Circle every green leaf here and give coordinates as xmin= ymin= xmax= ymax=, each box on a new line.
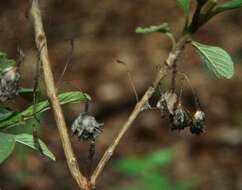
xmin=135 ymin=23 xmax=170 ymax=34
xmin=15 ymin=133 xmax=55 ymax=161
xmin=192 ymin=41 xmax=234 ymax=79
xmin=0 ymin=52 xmax=16 ymax=77
xmin=0 ymin=91 xmax=91 ymax=128
xmin=215 ymin=0 xmax=242 ymax=13
xmin=143 ymin=174 xmax=173 ymax=190
xmin=0 ymin=132 xmax=16 ymax=163
xmin=176 ymin=0 xmax=190 ymax=15
xmin=114 ymin=157 xmax=146 ymax=176
xmin=143 ymin=148 xmax=174 ymax=168
xmin=0 ymin=107 xmax=15 ymax=121
xmin=19 ymin=88 xmax=39 ymax=101
xmin=114 ymin=149 xmax=175 ymax=176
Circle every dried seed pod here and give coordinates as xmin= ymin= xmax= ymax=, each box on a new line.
xmin=0 ymin=66 xmax=20 ymax=102
xmin=156 ymin=92 xmax=177 ymax=114
xmin=190 ymin=110 xmax=205 ymax=135
xmin=71 ymin=113 xmax=103 ymax=142
xmin=170 ymin=106 xmax=191 ymax=130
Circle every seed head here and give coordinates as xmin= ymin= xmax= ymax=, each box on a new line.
xmin=0 ymin=66 xmax=20 ymax=102
xmin=170 ymin=106 xmax=190 ymax=130
xmin=71 ymin=113 xmax=103 ymax=142
xmin=190 ymin=110 xmax=205 ymax=135
xmin=156 ymin=92 xmax=177 ymax=114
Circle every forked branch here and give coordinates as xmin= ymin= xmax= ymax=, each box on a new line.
xmin=90 ymin=34 xmax=190 ymax=187
xmin=30 ymin=0 xmax=190 ymax=189
xmin=30 ymin=0 xmax=88 ymax=189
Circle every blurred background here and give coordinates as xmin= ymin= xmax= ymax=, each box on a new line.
xmin=0 ymin=0 xmax=242 ymax=190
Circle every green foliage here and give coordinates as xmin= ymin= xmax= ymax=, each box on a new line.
xmin=19 ymin=88 xmax=40 ymax=101
xmin=142 ymin=174 xmax=191 ymax=190
xmin=135 ymin=23 xmax=176 ymax=48
xmin=0 ymin=107 xmax=15 ymax=121
xmin=0 ymin=132 xmax=16 ymax=164
xmin=176 ymin=0 xmax=190 ymax=15
xmin=0 ymin=91 xmax=90 ymax=128
xmin=0 ymin=50 xmax=90 ymax=163
xmin=114 ymin=149 xmax=174 ymax=176
xmin=135 ymin=23 xmax=171 ymax=34
xmin=114 ymin=149 xmax=172 ymax=174
xmin=15 ymin=133 xmax=55 ymax=161
xmin=113 ymin=149 xmax=192 ymax=190
xmin=0 ymin=132 xmax=55 ymax=163
xmin=215 ymin=0 xmax=242 ymax=13
xmin=114 ymin=157 xmax=146 ymax=176
xmin=143 ymin=148 xmax=174 ymax=166
xmin=0 ymin=52 xmax=16 ymax=77
xmin=192 ymin=41 xmax=234 ymax=79
xmin=0 ymin=90 xmax=89 ymax=163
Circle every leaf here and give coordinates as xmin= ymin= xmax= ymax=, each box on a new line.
xmin=15 ymin=133 xmax=55 ymax=161
xmin=215 ymin=0 xmax=242 ymax=13
xmin=0 ymin=132 xmax=16 ymax=163
xmin=19 ymin=88 xmax=39 ymax=101
xmin=0 ymin=91 xmax=91 ymax=128
xmin=192 ymin=41 xmax=234 ymax=79
xmin=143 ymin=174 xmax=173 ymax=190
xmin=135 ymin=23 xmax=170 ymax=34
xmin=176 ymin=0 xmax=190 ymax=15
xmin=0 ymin=52 xmax=16 ymax=77
xmin=143 ymin=148 xmax=174 ymax=168
xmin=114 ymin=149 xmax=175 ymax=176
xmin=0 ymin=132 xmax=55 ymax=163
xmin=114 ymin=157 xmax=146 ymax=176
xmin=0 ymin=107 xmax=15 ymax=121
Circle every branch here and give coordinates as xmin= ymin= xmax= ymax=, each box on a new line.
xmin=91 ymin=34 xmax=190 ymax=187
xmin=30 ymin=1 xmax=88 ymax=189
xmin=30 ymin=1 xmax=190 ymax=189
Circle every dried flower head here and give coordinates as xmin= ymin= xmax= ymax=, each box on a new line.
xmin=156 ymin=91 xmax=177 ymax=114
xmin=170 ymin=106 xmax=191 ymax=130
xmin=190 ymin=110 xmax=205 ymax=135
xmin=0 ymin=66 xmax=20 ymax=102
xmin=71 ymin=113 xmax=103 ymax=142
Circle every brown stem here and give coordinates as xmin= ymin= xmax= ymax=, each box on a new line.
xmin=30 ymin=0 xmax=88 ymax=189
xmin=90 ymin=34 xmax=190 ymax=187
xmin=30 ymin=1 xmax=190 ymax=189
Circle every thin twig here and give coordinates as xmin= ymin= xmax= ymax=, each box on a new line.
xmin=16 ymin=44 xmax=25 ymax=68
xmin=90 ymin=34 xmax=190 ymax=187
xmin=56 ymin=39 xmax=74 ymax=89
xmin=30 ymin=1 xmax=88 ymax=189
xmin=32 ymin=44 xmax=43 ymax=155
xmin=178 ymin=72 xmax=202 ymax=109
xmin=116 ymin=59 xmax=139 ymax=102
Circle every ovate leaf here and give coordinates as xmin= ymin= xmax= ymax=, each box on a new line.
xmin=192 ymin=41 xmax=234 ymax=79
xmin=215 ymin=0 xmax=242 ymax=13
xmin=135 ymin=23 xmax=170 ymax=34
xmin=15 ymin=133 xmax=55 ymax=161
xmin=0 ymin=132 xmax=15 ymax=163
xmin=176 ymin=0 xmax=190 ymax=15
xmin=0 ymin=91 xmax=91 ymax=128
